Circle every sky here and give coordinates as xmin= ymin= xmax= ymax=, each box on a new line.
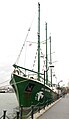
xmin=0 ymin=0 xmax=69 ymax=87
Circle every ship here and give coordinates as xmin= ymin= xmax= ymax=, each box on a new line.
xmin=10 ymin=3 xmax=57 ymax=108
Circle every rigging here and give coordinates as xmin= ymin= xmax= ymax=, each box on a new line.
xmin=15 ymin=12 xmax=36 ymax=65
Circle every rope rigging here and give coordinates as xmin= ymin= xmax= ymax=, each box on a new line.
xmin=32 ymin=49 xmax=38 ymax=70
xmin=15 ymin=28 xmax=31 ymax=65
xmin=15 ymin=12 xmax=36 ymax=65
xmin=32 ymin=47 xmax=48 ymax=72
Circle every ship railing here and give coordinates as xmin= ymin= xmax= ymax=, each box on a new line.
xmin=13 ymin=64 xmax=44 ymax=82
xmin=13 ymin=64 xmax=43 ymax=75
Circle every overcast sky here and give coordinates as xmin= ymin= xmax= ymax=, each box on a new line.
xmin=0 ymin=0 xmax=69 ymax=86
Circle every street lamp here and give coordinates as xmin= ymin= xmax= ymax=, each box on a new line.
xmin=53 ymin=74 xmax=57 ymax=88
xmin=58 ymin=80 xmax=63 ymax=85
xmin=44 ymin=65 xmax=54 ymax=86
xmin=43 ymin=65 xmax=54 ymax=107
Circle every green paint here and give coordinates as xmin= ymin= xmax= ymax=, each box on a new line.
xmin=10 ymin=74 xmax=56 ymax=107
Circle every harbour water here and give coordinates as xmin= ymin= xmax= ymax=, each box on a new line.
xmin=0 ymin=93 xmax=19 ymax=118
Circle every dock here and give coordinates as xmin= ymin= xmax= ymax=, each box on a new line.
xmin=37 ymin=94 xmax=69 ymax=119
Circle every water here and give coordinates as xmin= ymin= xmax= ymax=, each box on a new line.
xmin=0 ymin=93 xmax=19 ymax=118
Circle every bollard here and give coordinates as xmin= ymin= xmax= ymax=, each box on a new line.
xmin=3 ymin=110 xmax=6 ymax=119
xmin=44 ymin=104 xmax=45 ymax=109
xmin=43 ymin=101 xmax=46 ymax=109
xmin=20 ymin=106 xmax=23 ymax=119
xmin=31 ymin=105 xmax=34 ymax=119
xmin=38 ymin=105 xmax=40 ymax=113
xmin=16 ymin=111 xmax=19 ymax=119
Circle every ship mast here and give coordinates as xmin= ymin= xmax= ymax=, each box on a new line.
xmin=50 ymin=35 xmax=52 ymax=87
xmin=38 ymin=3 xmax=40 ymax=81
xmin=46 ymin=22 xmax=48 ymax=85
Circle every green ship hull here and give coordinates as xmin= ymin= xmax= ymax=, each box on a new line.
xmin=10 ymin=73 xmax=57 ymax=107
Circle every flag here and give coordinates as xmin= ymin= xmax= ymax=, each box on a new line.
xmin=29 ymin=43 xmax=32 ymax=46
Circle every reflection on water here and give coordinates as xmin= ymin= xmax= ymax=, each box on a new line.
xmin=0 ymin=93 xmax=19 ymax=118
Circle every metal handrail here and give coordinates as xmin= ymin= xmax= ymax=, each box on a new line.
xmin=13 ymin=64 xmax=44 ymax=76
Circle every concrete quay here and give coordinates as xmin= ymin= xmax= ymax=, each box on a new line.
xmin=36 ymin=94 xmax=69 ymax=119
xmin=33 ymin=98 xmax=61 ymax=119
